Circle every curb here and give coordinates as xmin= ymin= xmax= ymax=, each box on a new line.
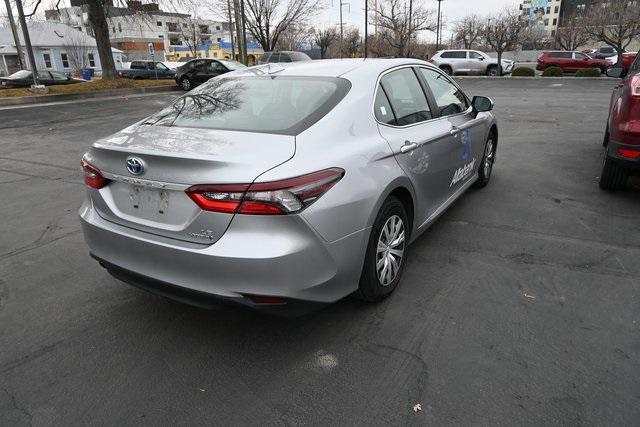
xmin=0 ymin=85 xmax=180 ymax=107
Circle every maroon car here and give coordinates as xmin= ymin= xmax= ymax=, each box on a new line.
xmin=536 ymin=51 xmax=610 ymax=74
xmin=601 ymin=52 xmax=640 ymax=190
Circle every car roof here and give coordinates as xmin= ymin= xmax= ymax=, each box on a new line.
xmin=229 ymin=58 xmax=434 ymax=79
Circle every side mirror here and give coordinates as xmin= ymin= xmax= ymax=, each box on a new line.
xmin=472 ymin=95 xmax=494 ymax=113
xmin=478 ymin=57 xmax=484 ymax=61
xmin=606 ymin=66 xmax=626 ymax=79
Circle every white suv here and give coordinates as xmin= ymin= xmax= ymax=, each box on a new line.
xmin=429 ymin=50 xmax=514 ymax=76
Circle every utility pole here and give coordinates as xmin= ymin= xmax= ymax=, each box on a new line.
xmin=14 ymin=0 xmax=38 ymax=86
xmin=364 ymin=0 xmax=368 ymax=58
xmin=232 ymin=0 xmax=244 ymax=62
xmin=435 ymin=0 xmax=444 ymax=51
xmin=4 ymin=0 xmax=26 ymax=69
xmin=226 ymin=0 xmax=235 ymax=60
xmin=240 ymin=0 xmax=248 ymax=65
xmin=336 ymin=0 xmax=350 ymax=58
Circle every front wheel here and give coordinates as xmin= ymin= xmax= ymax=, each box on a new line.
xmin=356 ymin=197 xmax=409 ymax=302
xmin=473 ymin=134 xmax=496 ymax=188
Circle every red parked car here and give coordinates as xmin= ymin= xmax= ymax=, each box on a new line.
xmin=601 ymin=52 xmax=640 ymax=190
xmin=622 ymin=52 xmax=638 ymax=72
xmin=536 ymin=51 xmax=610 ymax=74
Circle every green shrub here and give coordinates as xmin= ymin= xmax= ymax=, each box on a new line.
xmin=542 ymin=66 xmax=564 ymax=77
xmin=512 ymin=67 xmax=535 ymax=77
xmin=575 ymin=67 xmax=602 ymax=77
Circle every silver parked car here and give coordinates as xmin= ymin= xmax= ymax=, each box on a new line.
xmin=430 ymin=49 xmax=514 ymax=76
xmin=80 ymin=59 xmax=498 ymax=311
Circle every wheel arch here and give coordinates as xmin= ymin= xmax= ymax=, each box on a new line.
xmin=367 ymin=177 xmax=417 ymax=239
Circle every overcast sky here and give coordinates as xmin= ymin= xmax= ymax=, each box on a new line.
xmin=1 ymin=0 xmax=520 ymax=43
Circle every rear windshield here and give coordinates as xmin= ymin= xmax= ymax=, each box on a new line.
xmin=145 ymin=76 xmax=351 ymax=135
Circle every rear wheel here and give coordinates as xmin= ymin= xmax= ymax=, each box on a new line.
xmin=356 ymin=197 xmax=408 ymax=302
xmin=440 ymin=65 xmax=452 ymax=76
xmin=179 ymin=76 xmax=193 ymax=91
xmin=473 ymin=133 xmax=496 ymax=188
xmin=133 ymin=75 xmax=144 ymax=80
xmin=599 ymin=151 xmax=629 ymax=190
xmin=486 ymin=65 xmax=498 ymax=76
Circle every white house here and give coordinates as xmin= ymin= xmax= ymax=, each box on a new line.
xmin=0 ymin=21 xmax=124 ymax=77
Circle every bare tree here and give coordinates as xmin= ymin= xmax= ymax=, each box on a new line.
xmin=63 ymin=31 xmax=90 ymax=76
xmin=340 ymin=26 xmax=361 ymax=58
xmin=242 ymin=0 xmax=322 ymax=52
xmin=584 ymin=1 xmax=640 ymax=64
xmin=483 ymin=8 xmax=528 ymax=75
xmin=86 ymin=0 xmax=116 ymax=80
xmin=314 ymin=26 xmax=338 ymax=59
xmin=371 ymin=0 xmax=435 ymax=58
xmin=452 ymin=14 xmax=484 ymax=49
xmin=554 ymin=13 xmax=590 ymax=51
xmin=275 ymin=24 xmax=314 ymax=51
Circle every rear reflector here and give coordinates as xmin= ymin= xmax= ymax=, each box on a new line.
xmin=618 ymin=148 xmax=640 ymax=159
xmin=243 ymin=294 xmax=288 ymax=305
xmin=186 ymin=168 xmax=344 ymax=215
xmin=81 ymin=159 xmax=108 ymax=189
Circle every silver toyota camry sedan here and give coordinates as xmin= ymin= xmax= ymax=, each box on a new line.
xmin=80 ymin=58 xmax=498 ymax=312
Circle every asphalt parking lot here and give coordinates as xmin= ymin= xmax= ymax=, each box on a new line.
xmin=1 ymin=78 xmax=639 ymax=425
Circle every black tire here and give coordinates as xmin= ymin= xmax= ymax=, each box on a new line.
xmin=132 ymin=75 xmax=144 ymax=80
xmin=599 ymin=152 xmax=628 ymax=190
xmin=598 ymin=66 xmax=606 ymax=75
xmin=486 ymin=65 xmax=498 ymax=76
xmin=440 ymin=65 xmax=453 ymax=76
xmin=356 ymin=196 xmax=409 ymax=302
xmin=473 ymin=132 xmax=497 ymax=188
xmin=179 ymin=76 xmax=193 ymax=91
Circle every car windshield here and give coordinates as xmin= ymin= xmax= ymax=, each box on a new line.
xmin=144 ymin=76 xmax=350 ymax=135
xmin=8 ymin=70 xmax=31 ymax=79
xmin=219 ymin=60 xmax=246 ymax=70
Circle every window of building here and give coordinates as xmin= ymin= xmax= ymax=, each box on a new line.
xmin=118 ymin=23 xmax=122 ymax=32
xmin=112 ymin=26 xmax=116 ymax=33
xmin=61 ymin=53 xmax=69 ymax=68
xmin=546 ymin=6 xmax=550 ymax=13
xmin=159 ymin=34 xmax=164 ymax=38
xmin=157 ymin=21 xmax=162 ymax=26
xmin=553 ymin=18 xmax=557 ymax=25
xmin=551 ymin=30 xmax=556 ymax=36
xmin=544 ymin=18 xmax=549 ymax=26
xmin=43 ymin=53 xmax=52 ymax=68
xmin=88 ymin=52 xmax=95 ymax=67
xmin=554 ymin=6 xmax=559 ymax=13
xmin=216 ymin=25 xmax=221 ymax=30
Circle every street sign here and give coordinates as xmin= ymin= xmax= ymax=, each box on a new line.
xmin=148 ymin=42 xmax=158 ymax=80
xmin=147 ymin=42 xmax=155 ymax=56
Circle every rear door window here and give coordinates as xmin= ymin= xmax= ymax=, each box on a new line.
xmin=374 ymin=86 xmax=396 ymax=125
xmin=269 ymin=53 xmax=281 ymax=63
xmin=549 ymin=52 xmax=572 ymax=59
xmin=379 ymin=68 xmax=431 ymax=126
xmin=279 ymin=54 xmax=292 ymax=63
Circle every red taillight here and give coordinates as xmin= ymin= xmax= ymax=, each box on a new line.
xmin=618 ymin=148 xmax=640 ymax=159
xmin=185 ymin=168 xmax=344 ymax=215
xmin=81 ymin=159 xmax=108 ymax=189
xmin=631 ymin=75 xmax=640 ymax=97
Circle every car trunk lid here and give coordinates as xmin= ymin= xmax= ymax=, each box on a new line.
xmin=86 ymin=124 xmax=295 ymax=244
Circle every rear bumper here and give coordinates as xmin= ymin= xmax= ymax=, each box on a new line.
xmin=606 ymin=140 xmax=640 ymax=172
xmin=80 ymin=198 xmax=370 ymax=307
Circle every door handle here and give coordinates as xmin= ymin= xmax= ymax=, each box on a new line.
xmin=450 ymin=126 xmax=460 ymax=136
xmin=400 ymin=141 xmax=418 ymax=153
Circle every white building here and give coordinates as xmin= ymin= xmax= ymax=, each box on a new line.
xmin=0 ymin=21 xmax=124 ymax=77
xmin=45 ymin=1 xmax=231 ymax=61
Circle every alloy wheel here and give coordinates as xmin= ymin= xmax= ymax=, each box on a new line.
xmin=484 ymin=139 xmax=495 ymax=177
xmin=376 ymin=215 xmax=405 ymax=286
